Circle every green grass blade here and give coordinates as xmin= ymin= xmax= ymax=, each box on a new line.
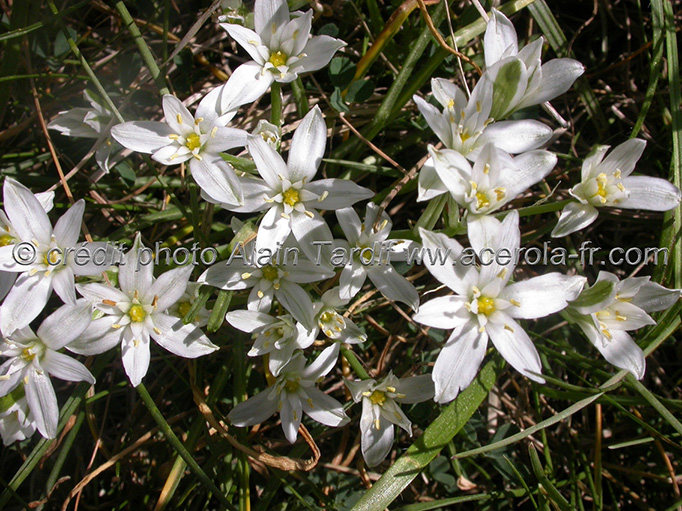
xmin=625 ymin=374 xmax=682 ymax=437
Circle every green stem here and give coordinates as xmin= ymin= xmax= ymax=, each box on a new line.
xmin=340 ymin=346 xmax=370 ymax=380
xmin=114 ymin=1 xmax=170 ymax=96
xmin=136 ymin=383 xmax=236 ymax=511
xmin=290 ymin=78 xmax=309 ymax=117
xmin=270 ymin=81 xmax=282 ymax=127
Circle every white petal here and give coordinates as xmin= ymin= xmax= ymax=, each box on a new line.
xmin=0 ymin=272 xmax=53 ymax=335
xmin=254 ymin=0 xmax=290 ymax=44
xmin=162 ymin=95 xmax=195 ymax=135
xmin=151 ymin=313 xmax=218 ymax=358
xmin=551 ymin=201 xmax=599 ymax=237
xmin=276 ymin=280 xmax=315 ymax=330
xmin=303 ymin=387 xmax=349 ymax=427
xmin=619 ymin=176 xmax=682 ymax=211
xmin=119 ymin=234 xmax=153 ymax=297
xmin=484 ymin=8 xmax=518 ymax=68
xmin=51 ymin=267 xmax=76 ymax=305
xmin=631 ymin=282 xmax=681 ymax=313
xmin=433 ymin=326 xmax=487 ymax=403
xmin=592 ymin=330 xmax=645 ymax=379
xmin=336 ymin=207 xmax=362 ymax=246
xmin=41 ymin=350 xmax=94 ymax=384
xmin=146 ymin=265 xmax=192 ymax=311
xmin=66 ymin=316 xmax=123 ymax=355
xmin=121 ymin=330 xmax=151 ymax=387
xmin=417 ymin=228 xmax=471 ymax=295
xmin=296 ymin=35 xmax=346 ymax=74
xmin=53 ymin=199 xmax=84 ymax=247
xmin=256 ymin=206 xmax=292 ymax=256
xmin=468 ymin=212 xmax=518 ymax=292
xmin=248 ymin=135 xmax=289 ymax=188
xmin=413 ymin=295 xmax=469 ymax=329
xmin=487 ymin=316 xmax=545 ymax=383
xmin=366 ymin=265 xmax=419 ymax=311
xmin=360 ymin=401 xmax=394 ymax=467
xmin=394 ymin=374 xmax=435 ymax=404
xmin=417 ymin=157 xmax=449 ymax=201
xmin=3 ymin=177 xmax=52 ymax=244
xmin=517 ymin=58 xmax=585 ymax=108
xmin=228 ymin=387 xmax=278 ymax=426
xmin=502 ymin=274 xmax=586 ymax=319
xmin=226 ymin=309 xmax=275 ymax=332
xmin=280 ymin=392 xmax=302 ymax=443
xmin=288 ymin=106 xmax=326 ymax=183
xmin=25 ymin=368 xmax=59 ymax=439
xmin=220 ymin=62 xmax=274 ymax=114
xmin=110 ymin=121 xmax=174 ymax=153
xmin=37 ymin=299 xmax=93 ymax=350
xmin=221 ymin=23 xmax=267 ymax=64
xmin=339 ymin=259 xmax=367 ymax=299
xmin=413 ymin=95 xmax=452 ymax=147
xmin=431 ymin=77 xmax=467 ymax=109
xmin=477 ymin=120 xmax=553 ymax=156
xmin=305 ymin=179 xmax=374 ymax=210
xmin=301 ymin=343 xmax=339 ymax=381
xmin=203 ymin=127 xmax=249 ymax=154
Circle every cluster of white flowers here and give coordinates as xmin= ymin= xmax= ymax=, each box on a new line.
xmin=2 ymin=1 xmax=680 ymax=472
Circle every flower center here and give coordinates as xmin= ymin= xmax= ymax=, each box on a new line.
xmin=585 ymin=170 xmax=628 ymax=206
xmin=261 ymin=265 xmax=279 ymax=281
xmin=177 ymin=301 xmax=192 ymax=318
xmin=269 ymin=51 xmax=288 ymax=67
xmin=477 ymin=296 xmax=495 ymax=316
xmin=0 ymin=234 xmax=14 ymax=247
xmin=284 ymin=379 xmax=300 ymax=393
xmin=369 ymin=390 xmax=386 ymax=405
xmin=128 ymin=304 xmax=147 ymax=323
xmin=21 ymin=347 xmax=36 ymax=362
xmin=186 ymin=133 xmax=202 ymax=151
xmin=283 ymin=188 xmax=300 ymax=207
xmin=475 ymin=191 xmax=490 ymax=209
xmin=42 ymin=249 xmax=62 ymax=266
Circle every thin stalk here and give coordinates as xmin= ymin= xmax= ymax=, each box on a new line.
xmin=270 ymin=82 xmax=282 ymax=127
xmin=136 ymin=383 xmax=236 ymax=511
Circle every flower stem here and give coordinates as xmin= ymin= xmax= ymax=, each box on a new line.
xmin=270 ymin=82 xmax=282 ymax=128
xmin=340 ymin=347 xmax=370 ymax=380
xmin=291 ymin=78 xmax=309 ymax=117
xmin=136 ymin=383 xmax=236 ymax=511
xmin=114 ymin=1 xmax=170 ymax=96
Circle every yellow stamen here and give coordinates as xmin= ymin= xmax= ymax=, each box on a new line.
xmin=477 ymin=296 xmax=495 ymax=316
xmin=269 ymin=51 xmax=288 ymax=67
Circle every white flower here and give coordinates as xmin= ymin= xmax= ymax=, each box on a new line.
xmin=552 ymin=139 xmax=682 ymax=237
xmin=0 ymin=393 xmax=36 ymax=445
xmin=198 ymin=238 xmax=333 ymax=330
xmin=0 ymin=300 xmax=95 ymax=439
xmin=413 ymin=211 xmax=586 ymax=403
xmin=564 ymin=272 xmax=680 ymax=379
xmin=414 ymin=77 xmax=552 ymax=158
xmin=228 ymin=345 xmax=349 ymax=443
xmin=70 ymin=235 xmax=218 ymax=387
xmin=225 ymin=310 xmax=315 ymax=376
xmin=0 ymin=178 xmax=114 ymax=335
xmin=312 ymin=288 xmax=366 ymax=344
xmin=227 ymin=106 xmax=374 ymax=261
xmin=483 ymin=8 xmax=585 ymax=119
xmin=252 ymin=119 xmax=281 ymax=150
xmin=426 ymin=143 xmax=556 ymax=217
xmin=345 ymin=372 xmax=434 ymax=467
xmin=111 ymin=93 xmax=248 ymax=207
xmin=219 ymin=0 xmax=346 ymax=104
xmin=48 ymin=90 xmax=120 ymax=173
xmin=336 ymin=203 xmax=420 ymax=311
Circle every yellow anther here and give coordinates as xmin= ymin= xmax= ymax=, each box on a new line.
xmin=614 ymin=169 xmax=621 ymax=179
xmin=307 ymin=398 xmax=314 ymax=408
xmin=133 ymin=339 xmax=140 ymax=347
xmin=475 ymin=191 xmax=490 ymax=209
xmin=497 ymin=268 xmax=507 ymax=280
xmin=510 ymin=299 xmax=521 ymax=307
xmin=494 ymin=188 xmax=506 ymax=201
xmin=102 ymin=299 xmax=117 ymax=306
xmin=176 ymin=113 xmax=183 ymax=124
xmin=153 ymin=327 xmax=162 ymax=335
xmin=257 ymin=290 xmax=264 ymax=298
xmin=386 ymin=386 xmax=397 ymax=393
xmin=241 ymin=272 xmax=252 ymax=279
xmin=185 ymin=133 xmax=200 ymax=150
xmin=483 ymin=163 xmax=490 ymax=174
xmin=195 ymin=117 xmax=204 ymax=125
xmin=0 ymin=235 xmax=12 ymax=247
xmin=504 ymin=324 xmax=515 ymax=332
xmin=210 ymin=127 xmax=218 ymax=138
xmin=374 ymin=418 xmax=381 ymax=430
xmin=21 ymin=348 xmax=35 ymax=362
xmin=447 ymin=99 xmax=455 ymax=109
xmin=616 ymin=314 xmax=627 ymax=321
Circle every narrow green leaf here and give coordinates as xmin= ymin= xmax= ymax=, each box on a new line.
xmin=528 ymin=445 xmax=571 ymax=511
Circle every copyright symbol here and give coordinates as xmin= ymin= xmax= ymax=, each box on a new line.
xmin=12 ymin=242 xmax=37 ymax=265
